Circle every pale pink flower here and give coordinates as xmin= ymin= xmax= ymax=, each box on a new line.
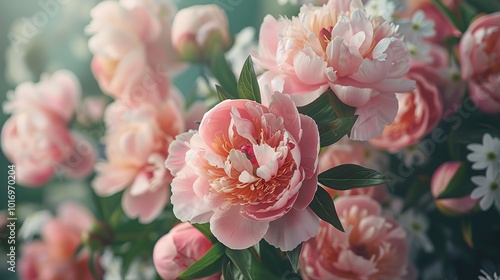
xmin=19 ymin=203 xmax=101 ymax=280
xmin=370 ymin=62 xmax=443 ymax=152
xmin=319 ymin=137 xmax=388 ymax=202
xmin=254 ymin=0 xmax=415 ymax=140
xmin=459 ymin=12 xmax=500 ymax=114
xmin=86 ymin=0 xmax=180 ymax=104
xmin=431 ymin=161 xmax=478 ymax=215
xmin=171 ymin=4 xmax=231 ymax=61
xmin=3 ymin=70 xmax=81 ymax=123
xmin=300 ymin=195 xmax=410 ymax=280
xmin=92 ymin=98 xmax=184 ymax=223
xmin=165 ymin=92 xmax=320 ymax=251
xmin=153 ymin=222 xmax=220 ymax=280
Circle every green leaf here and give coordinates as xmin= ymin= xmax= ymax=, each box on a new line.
xmin=432 ymin=0 xmax=464 ymax=32
xmin=225 ymin=248 xmax=281 ymax=280
xmin=309 ymin=187 xmax=344 ymax=232
xmin=437 ymin=162 xmax=475 ymax=199
xmin=209 ymin=50 xmax=238 ymax=98
xmin=72 ymin=243 xmax=84 ymax=260
xmin=318 ymin=116 xmax=358 ymax=147
xmin=192 ymin=223 xmax=218 ymax=244
xmin=285 ymin=243 xmax=302 ymax=273
xmin=237 ymin=56 xmax=261 ymax=103
xmin=459 ymin=1 xmax=477 ymax=27
xmin=179 ymin=243 xmax=225 ymax=280
xmin=328 ymin=90 xmax=355 ymax=118
xmin=216 ymin=85 xmax=233 ymax=101
xmin=297 ymin=91 xmax=337 ymax=127
xmin=89 ymin=251 xmax=100 ymax=280
xmin=319 ymin=164 xmax=388 ymax=190
xmin=222 ymin=258 xmax=245 ymax=280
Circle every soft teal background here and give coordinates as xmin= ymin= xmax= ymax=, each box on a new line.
xmin=0 ymin=0 xmax=299 ymax=278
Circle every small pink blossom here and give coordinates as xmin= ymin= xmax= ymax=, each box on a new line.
xmin=86 ymin=0 xmax=180 ymax=104
xmin=300 ymin=195 xmax=411 ymax=280
xmin=19 ymin=203 xmax=101 ymax=280
xmin=92 ymin=98 xmax=184 ymax=223
xmin=370 ymin=63 xmax=443 ymax=152
xmin=153 ymin=222 xmax=220 ymax=280
xmin=431 ymin=161 xmax=478 ymax=215
xmin=319 ymin=137 xmax=388 ymax=202
xmin=254 ymin=0 xmax=415 ymax=140
xmin=459 ymin=12 xmax=500 ymax=114
xmin=165 ymin=92 xmax=320 ymax=251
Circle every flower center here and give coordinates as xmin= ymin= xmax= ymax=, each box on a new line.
xmin=239 ymin=143 xmax=257 ymax=165
xmin=411 ymin=222 xmax=421 ymax=232
xmin=487 ymin=152 xmax=497 ymax=161
xmin=319 ymin=27 xmax=333 ymax=50
xmin=490 ymin=182 xmax=498 ymax=191
xmin=351 ymin=244 xmax=369 ymax=258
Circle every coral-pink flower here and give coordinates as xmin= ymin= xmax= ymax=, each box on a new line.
xmin=165 ymin=92 xmax=320 ymax=251
xmin=19 ymin=203 xmax=101 ymax=280
xmin=431 ymin=161 xmax=478 ymax=215
xmin=319 ymin=137 xmax=388 ymax=202
xmin=86 ymin=0 xmax=180 ymax=104
xmin=300 ymin=195 xmax=410 ymax=280
xmin=370 ymin=63 xmax=443 ymax=152
xmin=254 ymin=0 xmax=415 ymax=140
xmin=153 ymin=222 xmax=220 ymax=280
xmin=459 ymin=12 xmax=500 ymax=114
xmin=92 ymin=98 xmax=184 ymax=223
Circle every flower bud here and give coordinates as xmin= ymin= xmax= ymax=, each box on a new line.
xmin=431 ymin=162 xmax=478 ymax=215
xmin=171 ymin=4 xmax=231 ymax=62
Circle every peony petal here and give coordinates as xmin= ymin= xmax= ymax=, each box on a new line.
xmin=264 ymin=207 xmax=320 ymax=251
xmin=170 ymin=170 xmax=213 ymax=223
xmin=166 ymin=131 xmax=196 ymax=176
xmin=122 ymin=185 xmax=169 ymax=223
xmin=210 ymin=207 xmax=269 ymax=249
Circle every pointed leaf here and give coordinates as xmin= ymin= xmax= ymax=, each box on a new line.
xmin=210 ymin=50 xmax=238 ymax=98
xmin=318 ymin=116 xmax=358 ymax=147
xmin=328 ymin=90 xmax=356 ymax=118
xmin=319 ymin=164 xmax=388 ymax=190
xmin=192 ymin=223 xmax=218 ymax=244
xmin=216 ymin=84 xmax=234 ymax=101
xmin=179 ymin=242 xmax=225 ymax=280
xmin=309 ymin=187 xmax=344 ymax=232
xmin=238 ymin=56 xmax=261 ymax=103
xmin=432 ymin=0 xmax=465 ymax=32
xmin=225 ymin=248 xmax=281 ymax=280
xmin=298 ymin=91 xmax=337 ymax=127
xmin=437 ymin=162 xmax=475 ymax=199
xmin=285 ymin=243 xmax=302 ymax=273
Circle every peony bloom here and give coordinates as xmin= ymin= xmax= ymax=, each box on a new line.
xmin=19 ymin=203 xmax=101 ymax=280
xmin=459 ymin=12 xmax=500 ymax=114
xmin=370 ymin=62 xmax=443 ymax=152
xmin=86 ymin=0 xmax=180 ymax=104
xmin=171 ymin=4 xmax=231 ymax=62
xmin=431 ymin=161 xmax=478 ymax=215
xmin=92 ymin=98 xmax=184 ymax=223
xmin=2 ymin=71 xmax=95 ymax=186
xmin=319 ymin=137 xmax=388 ymax=202
xmin=300 ymin=195 xmax=411 ymax=280
xmin=254 ymin=0 xmax=415 ymax=140
xmin=153 ymin=223 xmax=220 ymax=280
xmin=165 ymin=92 xmax=320 ymax=251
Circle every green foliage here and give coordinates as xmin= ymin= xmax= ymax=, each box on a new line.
xmin=309 ymin=186 xmax=344 ymax=232
xmin=178 ymin=243 xmax=226 ymax=279
xmin=238 ymin=56 xmax=261 ymax=103
xmin=319 ymin=164 xmax=389 ymax=190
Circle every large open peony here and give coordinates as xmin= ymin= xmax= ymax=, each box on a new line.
xmin=165 ymin=92 xmax=320 ymax=251
xmin=254 ymin=0 xmax=415 ymax=140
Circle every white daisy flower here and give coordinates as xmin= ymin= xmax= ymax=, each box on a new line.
xmin=467 ymin=133 xmax=500 ymax=175
xmin=365 ymin=0 xmax=396 ymax=21
xmin=410 ymin=10 xmax=436 ymax=38
xmin=479 ymin=269 xmax=500 ymax=280
xmin=471 ymin=169 xmax=500 ymax=211
xmin=398 ymin=210 xmax=434 ymax=253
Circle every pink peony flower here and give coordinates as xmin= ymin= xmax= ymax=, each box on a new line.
xmin=86 ymin=0 xmax=180 ymax=104
xmin=319 ymin=137 xmax=388 ymax=202
xmin=459 ymin=12 xmax=500 ymax=114
xmin=171 ymin=4 xmax=231 ymax=61
xmin=3 ymin=70 xmax=81 ymax=123
xmin=92 ymin=98 xmax=184 ymax=223
xmin=300 ymin=195 xmax=410 ymax=280
xmin=254 ymin=0 xmax=415 ymax=140
xmin=153 ymin=222 xmax=220 ymax=280
xmin=19 ymin=203 xmax=101 ymax=280
xmin=370 ymin=62 xmax=443 ymax=152
xmin=431 ymin=161 xmax=478 ymax=215
xmin=165 ymin=92 xmax=320 ymax=251
xmin=2 ymin=71 xmax=95 ymax=186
